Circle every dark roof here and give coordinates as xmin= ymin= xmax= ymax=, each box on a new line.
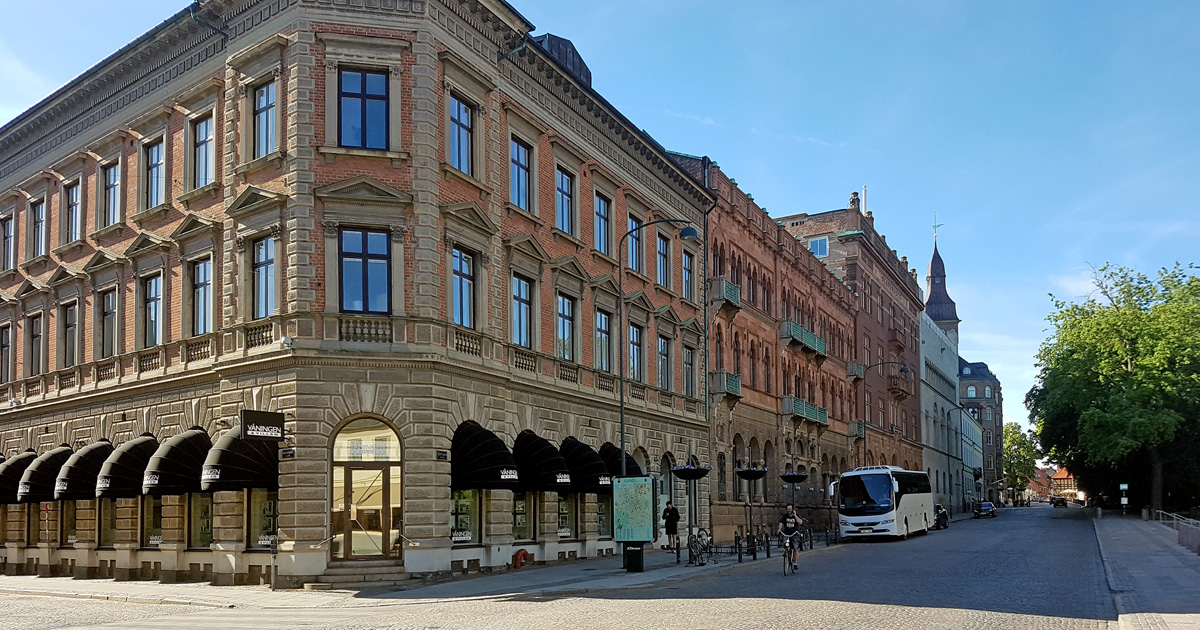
xmin=532 ymin=34 xmax=591 ymax=87
xmin=667 ymin=152 xmax=705 ymax=182
xmin=959 ymin=357 xmax=999 ymax=381
xmin=924 ymin=240 xmax=959 ymax=324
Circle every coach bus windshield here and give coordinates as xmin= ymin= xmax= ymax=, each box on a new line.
xmin=839 ymin=474 xmax=893 ymax=516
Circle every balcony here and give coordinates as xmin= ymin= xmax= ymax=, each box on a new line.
xmin=709 ymin=277 xmax=741 ymax=316
xmin=338 ymin=315 xmax=393 ymax=344
xmin=888 ymin=373 xmax=913 ymax=400
xmin=799 ymin=326 xmax=827 ymax=359
xmin=780 ymin=320 xmax=803 ymax=347
xmin=782 ymin=395 xmax=806 ymax=418
xmin=888 ymin=326 xmax=906 ymax=352
xmin=848 ymin=421 xmax=866 ymax=438
xmin=804 ymin=401 xmax=829 ymax=425
xmin=847 ymin=362 xmax=865 ymax=381
xmin=709 ymin=370 xmax=742 ymax=408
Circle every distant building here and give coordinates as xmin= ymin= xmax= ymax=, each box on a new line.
xmin=919 ymin=241 xmax=965 ymax=513
xmin=1027 ymin=467 xmax=1056 ymax=499
xmin=1051 ymin=468 xmax=1080 ymax=500
xmin=960 ymin=360 xmax=1005 ymax=502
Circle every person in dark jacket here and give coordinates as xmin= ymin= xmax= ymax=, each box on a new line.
xmin=661 ymin=501 xmax=680 ymax=550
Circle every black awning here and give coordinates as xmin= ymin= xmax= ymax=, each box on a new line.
xmin=201 ymin=425 xmax=278 ymax=492
xmin=97 ymin=434 xmax=160 ymax=499
xmin=559 ymin=437 xmax=612 ymax=493
xmin=18 ymin=445 xmax=74 ymax=503
xmin=0 ymin=450 xmax=38 ymax=504
xmin=450 ymin=421 xmax=519 ymax=491
xmin=599 ymin=442 xmax=642 ymax=477
xmin=512 ymin=430 xmax=572 ymax=492
xmin=144 ymin=428 xmax=212 ymax=496
xmin=55 ymin=439 xmax=114 ymax=500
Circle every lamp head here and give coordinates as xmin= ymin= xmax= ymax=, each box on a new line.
xmin=899 ymin=365 xmax=911 ymax=374
xmin=678 ymin=225 xmax=701 ymax=242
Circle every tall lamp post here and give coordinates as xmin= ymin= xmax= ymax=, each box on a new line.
xmin=618 ymin=219 xmax=700 ymax=476
xmin=853 ymin=362 xmax=911 ymax=469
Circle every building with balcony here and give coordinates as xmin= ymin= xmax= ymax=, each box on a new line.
xmin=671 ymin=155 xmax=857 ymax=540
xmin=0 ymin=0 xmax=715 ymax=586
xmin=778 ymin=193 xmax=924 ymax=473
xmin=960 ymin=358 xmax=1004 ymax=503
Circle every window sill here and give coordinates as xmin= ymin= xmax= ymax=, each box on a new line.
xmin=51 ymin=240 xmax=86 ymax=257
xmin=653 ymin=283 xmax=678 ymax=300
xmin=504 ymin=202 xmax=543 ymax=228
xmin=20 ymin=254 xmax=50 ymax=271
xmin=0 ymin=268 xmax=17 ymax=282
xmin=234 ymin=150 xmax=286 ymax=177
xmin=89 ymin=223 xmax=127 ymax=240
xmin=439 ymin=162 xmax=489 ymax=199
xmin=550 ymin=227 xmax=585 ymax=251
xmin=176 ymin=181 xmax=221 ymax=208
xmin=319 ymin=146 xmax=410 ymax=164
xmin=626 ymin=269 xmax=652 ymax=285
xmin=131 ymin=203 xmax=172 ymax=226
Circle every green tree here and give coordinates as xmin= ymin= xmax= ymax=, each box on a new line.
xmin=1026 ymin=264 xmax=1200 ymax=512
xmin=1003 ymin=422 xmax=1038 ymax=497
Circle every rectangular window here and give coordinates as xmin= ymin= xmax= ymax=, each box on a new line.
xmin=452 ymin=247 xmax=475 ymax=328
xmin=340 ymin=229 xmax=390 ymax=314
xmin=597 ymin=494 xmax=613 ymax=538
xmin=595 ymin=310 xmax=611 ymax=372
xmin=555 ymin=168 xmax=574 ymax=234
xmin=511 ymin=275 xmax=532 ymax=348
xmin=657 ymin=335 xmax=671 ymax=390
xmin=556 ymin=294 xmax=575 ymax=361
xmin=656 ymin=234 xmax=671 ymax=287
xmin=141 ymin=495 xmax=163 ymax=548
xmin=512 ymin=490 xmax=535 ymax=541
xmin=100 ymin=289 xmax=117 ymax=358
xmin=557 ymin=493 xmax=578 ymax=539
xmin=629 ymin=323 xmax=644 ymax=382
xmin=31 ymin=200 xmax=46 ymax=257
xmin=339 ymin=69 xmax=388 ymax=150
xmin=143 ymin=275 xmax=162 ymax=347
xmin=28 ymin=315 xmax=42 ymax=376
xmin=450 ymin=489 xmax=480 ymax=544
xmin=254 ymin=82 xmax=277 ymax=159
xmin=98 ymin=498 xmax=117 ymax=547
xmin=193 ymin=116 xmax=215 ymax=188
xmin=62 ymin=303 xmax=77 ymax=368
xmin=809 ymin=237 xmax=829 ymax=258
xmin=60 ymin=500 xmax=77 ymax=547
xmin=253 ymin=236 xmax=276 ymax=319
xmin=1 ymin=216 xmax=13 ymax=270
xmin=64 ymin=183 xmax=81 ymax=242
xmin=0 ymin=326 xmax=9 ymax=383
xmin=188 ymin=493 xmax=213 ymax=549
xmin=102 ymin=163 xmax=120 ymax=227
xmin=449 ymin=95 xmax=473 ymax=175
xmin=682 ymin=251 xmax=695 ymax=301
xmin=27 ymin=504 xmax=42 ymax=547
xmin=247 ymin=488 xmax=279 ymax=549
xmin=192 ymin=259 xmax=212 ymax=336
xmin=628 ymin=217 xmax=643 ymax=272
xmin=594 ymin=193 xmax=610 ymax=255
xmin=509 ymin=138 xmax=531 ymax=211
xmin=683 ymin=345 xmax=696 ymax=398
xmin=145 ymin=141 xmax=165 ymax=208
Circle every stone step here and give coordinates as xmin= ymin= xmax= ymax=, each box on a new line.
xmin=316 ymin=571 xmax=409 ymax=583
xmin=304 ymin=579 xmax=408 ymax=590
xmin=326 ymin=559 xmax=406 ymax=569
xmin=323 ymin=566 xmax=408 ymax=576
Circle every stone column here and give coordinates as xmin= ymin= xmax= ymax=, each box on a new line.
xmin=112 ymin=497 xmax=140 ymax=581
xmin=158 ymin=495 xmax=187 ymax=582
xmin=211 ymin=490 xmax=246 ymax=586
xmin=73 ymin=499 xmax=99 ymax=578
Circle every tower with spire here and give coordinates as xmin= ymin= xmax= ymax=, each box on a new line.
xmin=925 ymin=239 xmax=961 ymax=345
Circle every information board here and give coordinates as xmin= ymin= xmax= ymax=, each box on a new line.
xmin=613 ymin=475 xmax=656 ymax=543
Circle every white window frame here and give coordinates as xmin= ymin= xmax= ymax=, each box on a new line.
xmin=808 ymin=237 xmax=829 ymax=258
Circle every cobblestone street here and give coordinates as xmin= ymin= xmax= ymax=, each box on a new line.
xmin=0 ymin=505 xmax=1135 ymax=629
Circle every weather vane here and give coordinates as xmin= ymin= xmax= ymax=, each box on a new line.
xmin=933 ymin=212 xmax=944 ymax=239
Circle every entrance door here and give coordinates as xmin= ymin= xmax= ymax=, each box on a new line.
xmin=330 ymin=418 xmax=404 ymax=561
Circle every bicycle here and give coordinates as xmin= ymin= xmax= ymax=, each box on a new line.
xmin=780 ymin=531 xmax=803 ymax=575
xmin=688 ymin=528 xmax=713 ymax=566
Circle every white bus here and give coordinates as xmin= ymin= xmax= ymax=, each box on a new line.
xmin=830 ymin=466 xmax=933 ymax=539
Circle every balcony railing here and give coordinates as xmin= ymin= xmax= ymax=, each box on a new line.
xmin=849 ymin=421 xmax=866 ymax=438
xmin=137 ymin=350 xmax=162 ymax=373
xmin=780 ymin=320 xmax=803 ymax=346
xmin=449 ymin=327 xmax=482 ymax=357
xmin=708 ymin=370 xmax=741 ymax=397
xmin=339 ymin=316 xmax=393 ymax=344
xmin=804 ymin=401 xmax=829 ymax=424
xmin=710 ymin=278 xmax=741 ymax=310
xmin=888 ymin=326 xmax=906 ymax=351
xmin=799 ymin=327 xmax=827 ymax=356
xmin=597 ymin=373 xmax=616 ymax=393
xmin=246 ymin=322 xmax=275 ymax=349
xmin=512 ymin=348 xmax=537 ymax=373
xmin=556 ymin=361 xmax=579 ymax=384
xmin=782 ymin=395 xmax=806 ymax=417
xmin=888 ymin=374 xmax=913 ymax=399
xmin=847 ymin=362 xmax=864 ymax=380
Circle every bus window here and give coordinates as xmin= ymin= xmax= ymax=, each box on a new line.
xmin=838 ymin=474 xmax=893 ymax=516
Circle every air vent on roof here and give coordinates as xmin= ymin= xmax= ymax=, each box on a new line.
xmin=532 ymin=34 xmax=591 ymax=87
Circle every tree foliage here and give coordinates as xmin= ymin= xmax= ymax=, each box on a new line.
xmin=1026 ymin=264 xmax=1200 ymax=512
xmin=1002 ymin=422 xmax=1039 ymax=493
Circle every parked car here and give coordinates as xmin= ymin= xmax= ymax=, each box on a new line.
xmin=933 ymin=504 xmax=950 ymax=529
xmin=973 ymin=502 xmax=997 ymax=518
xmin=1051 ymin=497 xmax=1068 ymax=508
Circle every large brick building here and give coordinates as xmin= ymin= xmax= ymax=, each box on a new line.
xmin=960 ymin=358 xmax=1005 ymax=503
xmin=777 ymin=195 xmax=923 ymax=472
xmin=671 ymin=155 xmax=858 ymax=539
xmin=0 ymin=0 xmax=716 ymax=586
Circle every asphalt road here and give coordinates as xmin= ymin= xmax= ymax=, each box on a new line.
xmin=12 ymin=504 xmax=1119 ymax=629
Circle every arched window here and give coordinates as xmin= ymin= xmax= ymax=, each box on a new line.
xmin=984 ymin=386 xmax=992 ymax=399
xmin=763 ymin=355 xmax=771 ymax=393
xmin=717 ymin=452 xmax=727 ymax=501
xmin=986 ymin=407 xmax=993 ymax=421
xmin=749 ymin=344 xmax=757 ymax=388
xmin=733 ymin=336 xmax=741 ymax=376
xmin=715 ymin=331 xmax=724 ymax=371
xmin=967 ymin=385 xmax=977 ymax=398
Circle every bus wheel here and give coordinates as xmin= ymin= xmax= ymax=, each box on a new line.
xmin=900 ymin=520 xmax=909 ymax=541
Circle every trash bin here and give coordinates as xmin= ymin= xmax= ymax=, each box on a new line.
xmin=624 ymin=544 xmax=645 ymax=572
xmin=1142 ymin=507 xmax=1150 ymax=521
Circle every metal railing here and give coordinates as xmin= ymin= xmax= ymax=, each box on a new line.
xmin=1156 ymin=510 xmax=1200 ymax=531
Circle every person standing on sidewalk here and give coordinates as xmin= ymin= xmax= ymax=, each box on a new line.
xmin=662 ymin=501 xmax=680 ymax=550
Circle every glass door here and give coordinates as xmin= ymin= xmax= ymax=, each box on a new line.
xmin=331 ymin=465 xmax=398 ymax=559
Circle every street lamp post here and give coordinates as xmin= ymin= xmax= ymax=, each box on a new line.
xmin=853 ymin=362 xmax=911 ymax=469
xmin=617 ymin=219 xmax=700 ymax=477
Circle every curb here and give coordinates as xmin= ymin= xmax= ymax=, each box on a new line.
xmin=0 ymin=586 xmax=236 ymax=608
xmin=1092 ymin=518 xmax=1132 ymax=595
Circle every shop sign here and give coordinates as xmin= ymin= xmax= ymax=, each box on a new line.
xmin=97 ymin=478 xmax=111 ymax=490
xmin=17 ymin=482 xmax=29 ymax=496
xmin=67 ymin=536 xmax=77 ymax=544
xmin=451 ymin=530 xmax=473 ymax=543
xmin=55 ymin=481 xmax=68 ymax=492
xmin=557 ymin=528 xmax=572 ymax=538
xmin=149 ymin=535 xmax=163 ymax=546
xmin=556 ymin=473 xmax=572 ymax=484
xmin=241 ymin=410 xmax=285 ymax=441
xmin=280 ymin=448 xmax=296 ymax=459
xmin=258 ymin=534 xmax=278 ymax=547
xmin=598 ymin=475 xmax=612 ymax=486
xmin=201 ymin=468 xmax=221 ymax=481
xmin=348 ymin=443 xmax=389 ymax=458
xmin=500 ymin=468 xmax=518 ymax=481
xmin=143 ymin=474 xmax=159 ymax=487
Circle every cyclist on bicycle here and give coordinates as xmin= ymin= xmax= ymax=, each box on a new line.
xmin=777 ymin=503 xmax=805 ymax=572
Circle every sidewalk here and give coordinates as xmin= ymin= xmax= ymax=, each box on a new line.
xmin=1094 ymin=516 xmax=1200 ymax=630
xmin=0 ymin=545 xmax=830 ymax=610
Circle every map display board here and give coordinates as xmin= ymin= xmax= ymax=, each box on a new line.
xmin=613 ymin=475 xmax=656 ymax=543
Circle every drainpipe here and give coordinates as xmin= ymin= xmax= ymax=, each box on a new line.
xmin=701 ymin=156 xmax=718 ymax=533
xmin=189 ymin=2 xmax=229 ymax=40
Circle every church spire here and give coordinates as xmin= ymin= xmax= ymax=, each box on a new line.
xmin=925 ymin=240 xmax=960 ymax=341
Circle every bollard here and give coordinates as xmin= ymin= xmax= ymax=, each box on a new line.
xmin=675 ymin=539 xmax=681 ymax=564
xmin=736 ymin=533 xmax=743 ymax=563
xmin=765 ymin=532 xmax=771 ymax=558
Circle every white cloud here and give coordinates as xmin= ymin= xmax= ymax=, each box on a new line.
xmin=1049 ymin=269 xmax=1097 ymax=300
xmin=0 ymin=43 xmax=54 ymax=127
xmin=662 ymin=109 xmax=719 ymax=127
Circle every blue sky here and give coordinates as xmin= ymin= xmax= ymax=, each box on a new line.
xmin=2 ymin=1 xmax=1198 ymax=430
